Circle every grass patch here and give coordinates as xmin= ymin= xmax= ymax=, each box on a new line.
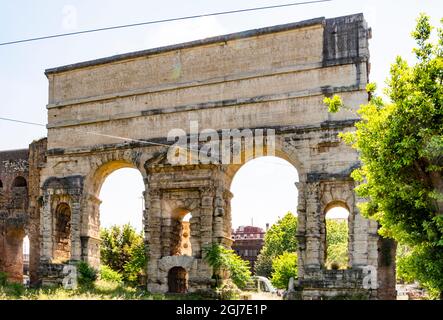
xmin=0 ymin=280 xmax=210 ymax=300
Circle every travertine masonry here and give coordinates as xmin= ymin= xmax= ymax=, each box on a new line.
xmin=0 ymin=13 xmax=397 ymax=298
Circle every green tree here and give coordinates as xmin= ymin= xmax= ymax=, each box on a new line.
xmin=326 ymin=219 xmax=349 ymax=269
xmin=255 ymin=212 xmax=298 ymax=278
xmin=270 ymin=252 xmax=298 ymax=289
xmin=324 ymin=14 xmax=443 ymax=298
xmin=203 ymin=243 xmax=251 ymax=289
xmin=100 ymin=224 xmax=147 ymax=286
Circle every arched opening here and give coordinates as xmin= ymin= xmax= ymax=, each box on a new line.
xmin=168 ymin=266 xmax=188 ymax=293
xmin=96 ymin=166 xmax=146 ymax=283
xmin=98 ymin=168 xmax=145 ymax=232
xmin=324 ymin=202 xmax=350 ymax=270
xmin=229 ymin=156 xmax=299 ymax=275
xmin=0 ymin=179 xmax=3 ymax=189
xmin=53 ymin=202 xmax=71 ymax=262
xmin=12 ymin=176 xmax=27 ymax=188
xmin=3 ymin=228 xmax=25 ymax=283
xmin=170 ymin=209 xmax=193 ymax=256
xmin=23 ymin=235 xmax=30 ymax=285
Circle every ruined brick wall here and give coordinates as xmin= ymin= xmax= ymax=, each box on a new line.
xmin=0 ymin=139 xmax=47 ymax=285
xmin=0 ymin=149 xmax=29 ymax=283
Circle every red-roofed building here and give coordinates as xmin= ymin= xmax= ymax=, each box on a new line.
xmin=231 ymin=225 xmax=267 ymax=273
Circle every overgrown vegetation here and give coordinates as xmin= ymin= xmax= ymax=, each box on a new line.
xmin=77 ymin=261 xmax=98 ymax=288
xmin=324 ymin=13 xmax=443 ymax=299
xmin=326 ymin=219 xmax=349 ymax=269
xmin=203 ymin=243 xmax=251 ymax=289
xmin=0 ymin=279 xmax=206 ymax=300
xmin=100 ymin=224 xmax=147 ymax=286
xmin=100 ymin=265 xmax=123 ymax=283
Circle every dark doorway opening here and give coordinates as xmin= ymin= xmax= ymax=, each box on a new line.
xmin=168 ymin=266 xmax=188 ymax=293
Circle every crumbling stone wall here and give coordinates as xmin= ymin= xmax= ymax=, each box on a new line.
xmin=0 ymin=149 xmax=29 ymax=283
xmin=0 ymin=139 xmax=46 ymax=285
xmin=27 ymin=138 xmax=47 ymax=285
xmin=179 ymin=221 xmax=192 ymax=256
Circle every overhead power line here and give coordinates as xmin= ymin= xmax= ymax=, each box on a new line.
xmin=0 ymin=117 xmax=46 ymax=127
xmin=0 ymin=116 xmax=295 ymax=167
xmin=0 ymin=0 xmax=333 ymax=46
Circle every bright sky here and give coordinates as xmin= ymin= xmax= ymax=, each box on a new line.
xmin=2 ymin=1 xmax=442 ymax=231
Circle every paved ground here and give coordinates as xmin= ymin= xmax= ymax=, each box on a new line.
xmin=249 ymin=292 xmax=282 ymax=300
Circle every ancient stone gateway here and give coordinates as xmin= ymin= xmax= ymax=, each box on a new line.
xmin=0 ymin=13 xmax=396 ymax=299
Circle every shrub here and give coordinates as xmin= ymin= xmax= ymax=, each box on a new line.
xmin=100 ymin=265 xmax=123 ymax=283
xmin=77 ymin=261 xmax=98 ymax=287
xmin=100 ymin=224 xmax=147 ymax=286
xmin=6 ymin=283 xmax=25 ymax=297
xmin=271 ymin=252 xmax=298 ymax=289
xmin=0 ymin=272 xmax=8 ymax=286
xmin=228 ymin=253 xmax=252 ymax=289
xmin=203 ymin=243 xmax=251 ymax=290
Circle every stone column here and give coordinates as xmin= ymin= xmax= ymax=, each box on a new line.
xmin=350 ymin=198 xmax=369 ymax=267
xmin=304 ymin=182 xmax=322 ymax=270
xmin=213 ymin=186 xmax=225 ymax=243
xmin=80 ymin=194 xmax=101 ymax=267
xmin=189 ymin=208 xmax=201 ymax=258
xmin=70 ymin=195 xmax=82 ymax=261
xmin=161 ymin=216 xmax=173 ymax=257
xmin=295 ymin=181 xmax=307 ymax=279
xmin=146 ymin=189 xmax=162 ymax=291
xmin=200 ymin=187 xmax=214 ymax=248
xmin=223 ymin=189 xmax=233 ymax=244
xmin=40 ymin=193 xmax=53 ymax=260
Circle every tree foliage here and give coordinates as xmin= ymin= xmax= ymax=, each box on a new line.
xmin=326 ymin=219 xmax=349 ymax=269
xmin=255 ymin=212 xmax=298 ymax=278
xmin=100 ymin=224 xmax=147 ymax=286
xmin=203 ymin=243 xmax=252 ymax=289
xmin=270 ymin=252 xmax=298 ymax=289
xmin=325 ymin=14 xmax=443 ymax=297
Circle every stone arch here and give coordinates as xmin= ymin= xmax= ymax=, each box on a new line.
xmin=167 ymin=207 xmax=193 ymax=257
xmin=224 ymin=137 xmax=305 ymax=242
xmin=323 ymin=200 xmax=351 ymax=269
xmin=318 ymin=181 xmax=356 ymax=268
xmin=80 ymin=154 xmax=147 ymax=266
xmin=228 ymin=153 xmax=300 ymax=270
xmin=160 ymin=197 xmax=200 ymax=258
xmin=2 ymin=225 xmax=26 ymax=283
xmin=168 ymin=266 xmax=188 ymax=293
xmin=12 ymin=176 xmax=27 ymax=188
xmin=0 ymin=178 xmax=3 ymax=189
xmin=225 ymin=136 xmax=306 ymax=188
xmin=53 ymin=202 xmax=72 ymax=262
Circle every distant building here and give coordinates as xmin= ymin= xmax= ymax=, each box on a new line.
xmin=231 ymin=225 xmax=267 ymax=273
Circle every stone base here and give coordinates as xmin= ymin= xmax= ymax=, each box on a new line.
xmin=38 ymin=261 xmax=68 ymax=287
